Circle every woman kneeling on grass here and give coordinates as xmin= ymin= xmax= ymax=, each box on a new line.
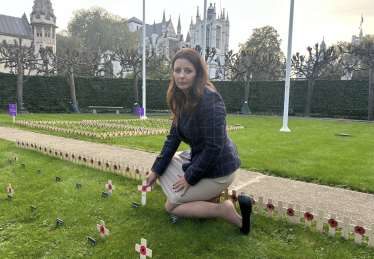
xmin=146 ymin=48 xmax=253 ymax=234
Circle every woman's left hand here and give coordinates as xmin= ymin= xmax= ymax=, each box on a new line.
xmin=173 ymin=174 xmax=191 ymax=197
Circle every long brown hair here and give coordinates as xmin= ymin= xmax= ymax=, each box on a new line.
xmin=167 ymin=48 xmax=216 ymax=125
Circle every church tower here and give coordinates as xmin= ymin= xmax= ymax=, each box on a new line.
xmin=30 ymin=0 xmax=57 ymax=54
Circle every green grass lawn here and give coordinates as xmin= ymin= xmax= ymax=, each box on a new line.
xmin=0 ymin=113 xmax=373 ymax=193
xmin=1 ymin=139 xmax=374 ymax=258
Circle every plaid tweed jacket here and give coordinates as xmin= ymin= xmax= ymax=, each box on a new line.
xmin=151 ymin=86 xmax=241 ymax=186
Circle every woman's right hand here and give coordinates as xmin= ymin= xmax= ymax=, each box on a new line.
xmin=146 ymin=171 xmax=158 ymax=191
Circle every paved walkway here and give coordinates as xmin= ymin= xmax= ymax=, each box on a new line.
xmin=1 ymin=125 xmax=373 ymax=228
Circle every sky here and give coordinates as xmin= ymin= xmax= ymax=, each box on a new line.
xmin=2 ymin=0 xmax=373 ymax=55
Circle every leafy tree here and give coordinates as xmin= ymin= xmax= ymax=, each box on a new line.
xmin=0 ymin=38 xmax=39 ymax=113
xmin=56 ymin=30 xmax=87 ymax=53
xmin=66 ymin=6 xmax=141 ymax=53
xmin=239 ymin=26 xmax=284 ymax=81
xmin=291 ymin=43 xmax=341 ymax=117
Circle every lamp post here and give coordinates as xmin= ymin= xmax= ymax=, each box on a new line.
xmin=280 ymin=0 xmax=295 ymax=132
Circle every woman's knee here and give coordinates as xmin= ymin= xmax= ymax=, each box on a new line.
xmin=165 ymin=199 xmax=177 ymax=213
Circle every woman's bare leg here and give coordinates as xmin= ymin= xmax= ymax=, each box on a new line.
xmin=165 ymin=199 xmax=242 ymax=227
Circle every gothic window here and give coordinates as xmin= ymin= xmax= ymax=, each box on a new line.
xmin=206 ymin=26 xmax=210 ymax=47
xmin=52 ymin=28 xmax=55 ymax=39
xmin=216 ymin=26 xmax=221 ymax=49
xmin=36 ymin=27 xmax=42 ymax=37
xmin=45 ymin=28 xmax=50 ymax=38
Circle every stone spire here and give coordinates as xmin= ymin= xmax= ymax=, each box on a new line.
xmin=186 ymin=32 xmax=191 ymax=43
xmin=32 ymin=0 xmax=55 ymax=20
xmin=177 ymin=14 xmax=181 ymax=38
xmin=320 ymin=37 xmax=326 ymax=51
xmin=162 ymin=9 xmax=166 ymax=35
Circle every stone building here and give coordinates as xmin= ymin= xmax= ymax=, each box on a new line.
xmin=0 ymin=0 xmax=57 ymax=74
xmin=128 ymin=2 xmax=230 ymax=79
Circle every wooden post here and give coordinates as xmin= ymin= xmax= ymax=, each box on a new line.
xmin=277 ymin=201 xmax=283 ymax=221
xmin=355 ymin=220 xmax=364 ymax=245
xmin=342 ymin=216 xmax=350 ymax=240
xmin=258 ymin=196 xmax=264 ymax=216
xmin=294 ymin=204 xmax=301 ymax=224
xmin=328 ymin=213 xmax=337 ymax=236
xmin=304 ymin=207 xmax=313 ymax=229
xmin=369 ymin=223 xmax=374 ymax=248
xmin=316 ymin=209 xmax=324 ymax=233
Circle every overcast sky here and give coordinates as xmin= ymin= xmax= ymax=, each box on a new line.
xmin=2 ymin=0 xmax=373 ymax=55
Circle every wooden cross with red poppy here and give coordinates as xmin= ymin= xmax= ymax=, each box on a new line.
xmin=138 ymin=180 xmax=151 ymax=206
xmin=135 ymin=238 xmax=152 ymax=258
xmin=105 ymin=180 xmax=115 ymax=196
xmin=8 ymin=183 xmax=14 ymax=197
xmin=96 ymin=220 xmax=109 ymax=239
xmin=13 ymin=154 xmax=18 ymax=162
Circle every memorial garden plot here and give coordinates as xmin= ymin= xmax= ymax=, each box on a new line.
xmin=15 ymin=118 xmax=245 ymax=139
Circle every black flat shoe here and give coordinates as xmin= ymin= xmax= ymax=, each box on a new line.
xmin=238 ymin=195 xmax=253 ymax=235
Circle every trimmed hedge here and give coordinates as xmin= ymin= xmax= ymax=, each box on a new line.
xmin=0 ymin=72 xmax=371 ymax=118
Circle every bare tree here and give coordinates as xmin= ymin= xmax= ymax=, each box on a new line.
xmin=291 ymin=43 xmax=340 ymax=117
xmin=116 ymin=48 xmax=157 ymax=114
xmin=0 ymin=38 xmax=39 ymax=113
xmin=339 ymin=42 xmax=374 ymax=120
xmin=222 ymin=48 xmax=261 ymax=114
xmin=42 ymin=47 xmax=112 ymax=113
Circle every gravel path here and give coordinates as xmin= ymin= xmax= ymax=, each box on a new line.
xmin=1 ymin=125 xmax=374 ymax=228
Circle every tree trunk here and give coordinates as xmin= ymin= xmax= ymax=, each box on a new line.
xmin=305 ymin=79 xmax=315 ymax=117
xmin=16 ymin=58 xmax=23 ymax=107
xmin=69 ymin=67 xmax=77 ymax=104
xmin=133 ymin=66 xmax=139 ymax=104
xmin=244 ymin=73 xmax=250 ymax=103
xmin=368 ymin=67 xmax=374 ymax=121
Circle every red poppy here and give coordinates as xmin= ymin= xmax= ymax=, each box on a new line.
xmin=31 ymin=144 xmax=34 ymax=148
xmin=78 ymin=156 xmax=82 ymax=161
xmin=65 ymin=154 xmax=69 ymax=158
xmin=106 ymin=163 xmax=109 ymax=168
xmin=49 ymin=150 xmax=52 ymax=154
xmin=328 ymin=219 xmax=338 ymax=228
xmin=113 ymin=165 xmax=118 ymax=170
xmin=267 ymin=203 xmax=275 ymax=211
xmin=354 ymin=226 xmax=365 ymax=235
xmin=231 ymin=194 xmax=238 ymax=202
xmin=108 ymin=184 xmax=112 ymax=190
xmin=98 ymin=161 xmax=102 ymax=166
xmin=140 ymin=246 xmax=146 ymax=255
xmin=100 ymin=226 xmax=105 ymax=234
xmin=72 ymin=154 xmax=75 ymax=159
xmin=44 ymin=148 xmax=47 ymax=152
xmin=146 ymin=171 xmax=149 ymax=175
xmin=17 ymin=141 xmax=20 ymax=145
xmin=136 ymin=169 xmax=140 ymax=174
xmin=304 ymin=212 xmax=314 ymax=221
xmin=54 ymin=151 xmax=57 ymax=156
xmin=253 ymin=200 xmax=255 ymax=205
xmin=90 ymin=159 xmax=94 ymax=164
xmin=22 ymin=142 xmax=24 ymax=146
xmin=8 ymin=187 xmax=12 ymax=193
xmin=35 ymin=145 xmax=37 ymax=149
xmin=126 ymin=167 xmax=130 ymax=172
xmin=287 ymin=208 xmax=294 ymax=217
xmin=39 ymin=147 xmax=42 ymax=151
xmin=142 ymin=186 xmax=147 ymax=192
xmin=83 ymin=157 xmax=86 ymax=163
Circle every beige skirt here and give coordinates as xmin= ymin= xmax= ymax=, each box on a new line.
xmin=158 ymin=151 xmax=236 ymax=205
